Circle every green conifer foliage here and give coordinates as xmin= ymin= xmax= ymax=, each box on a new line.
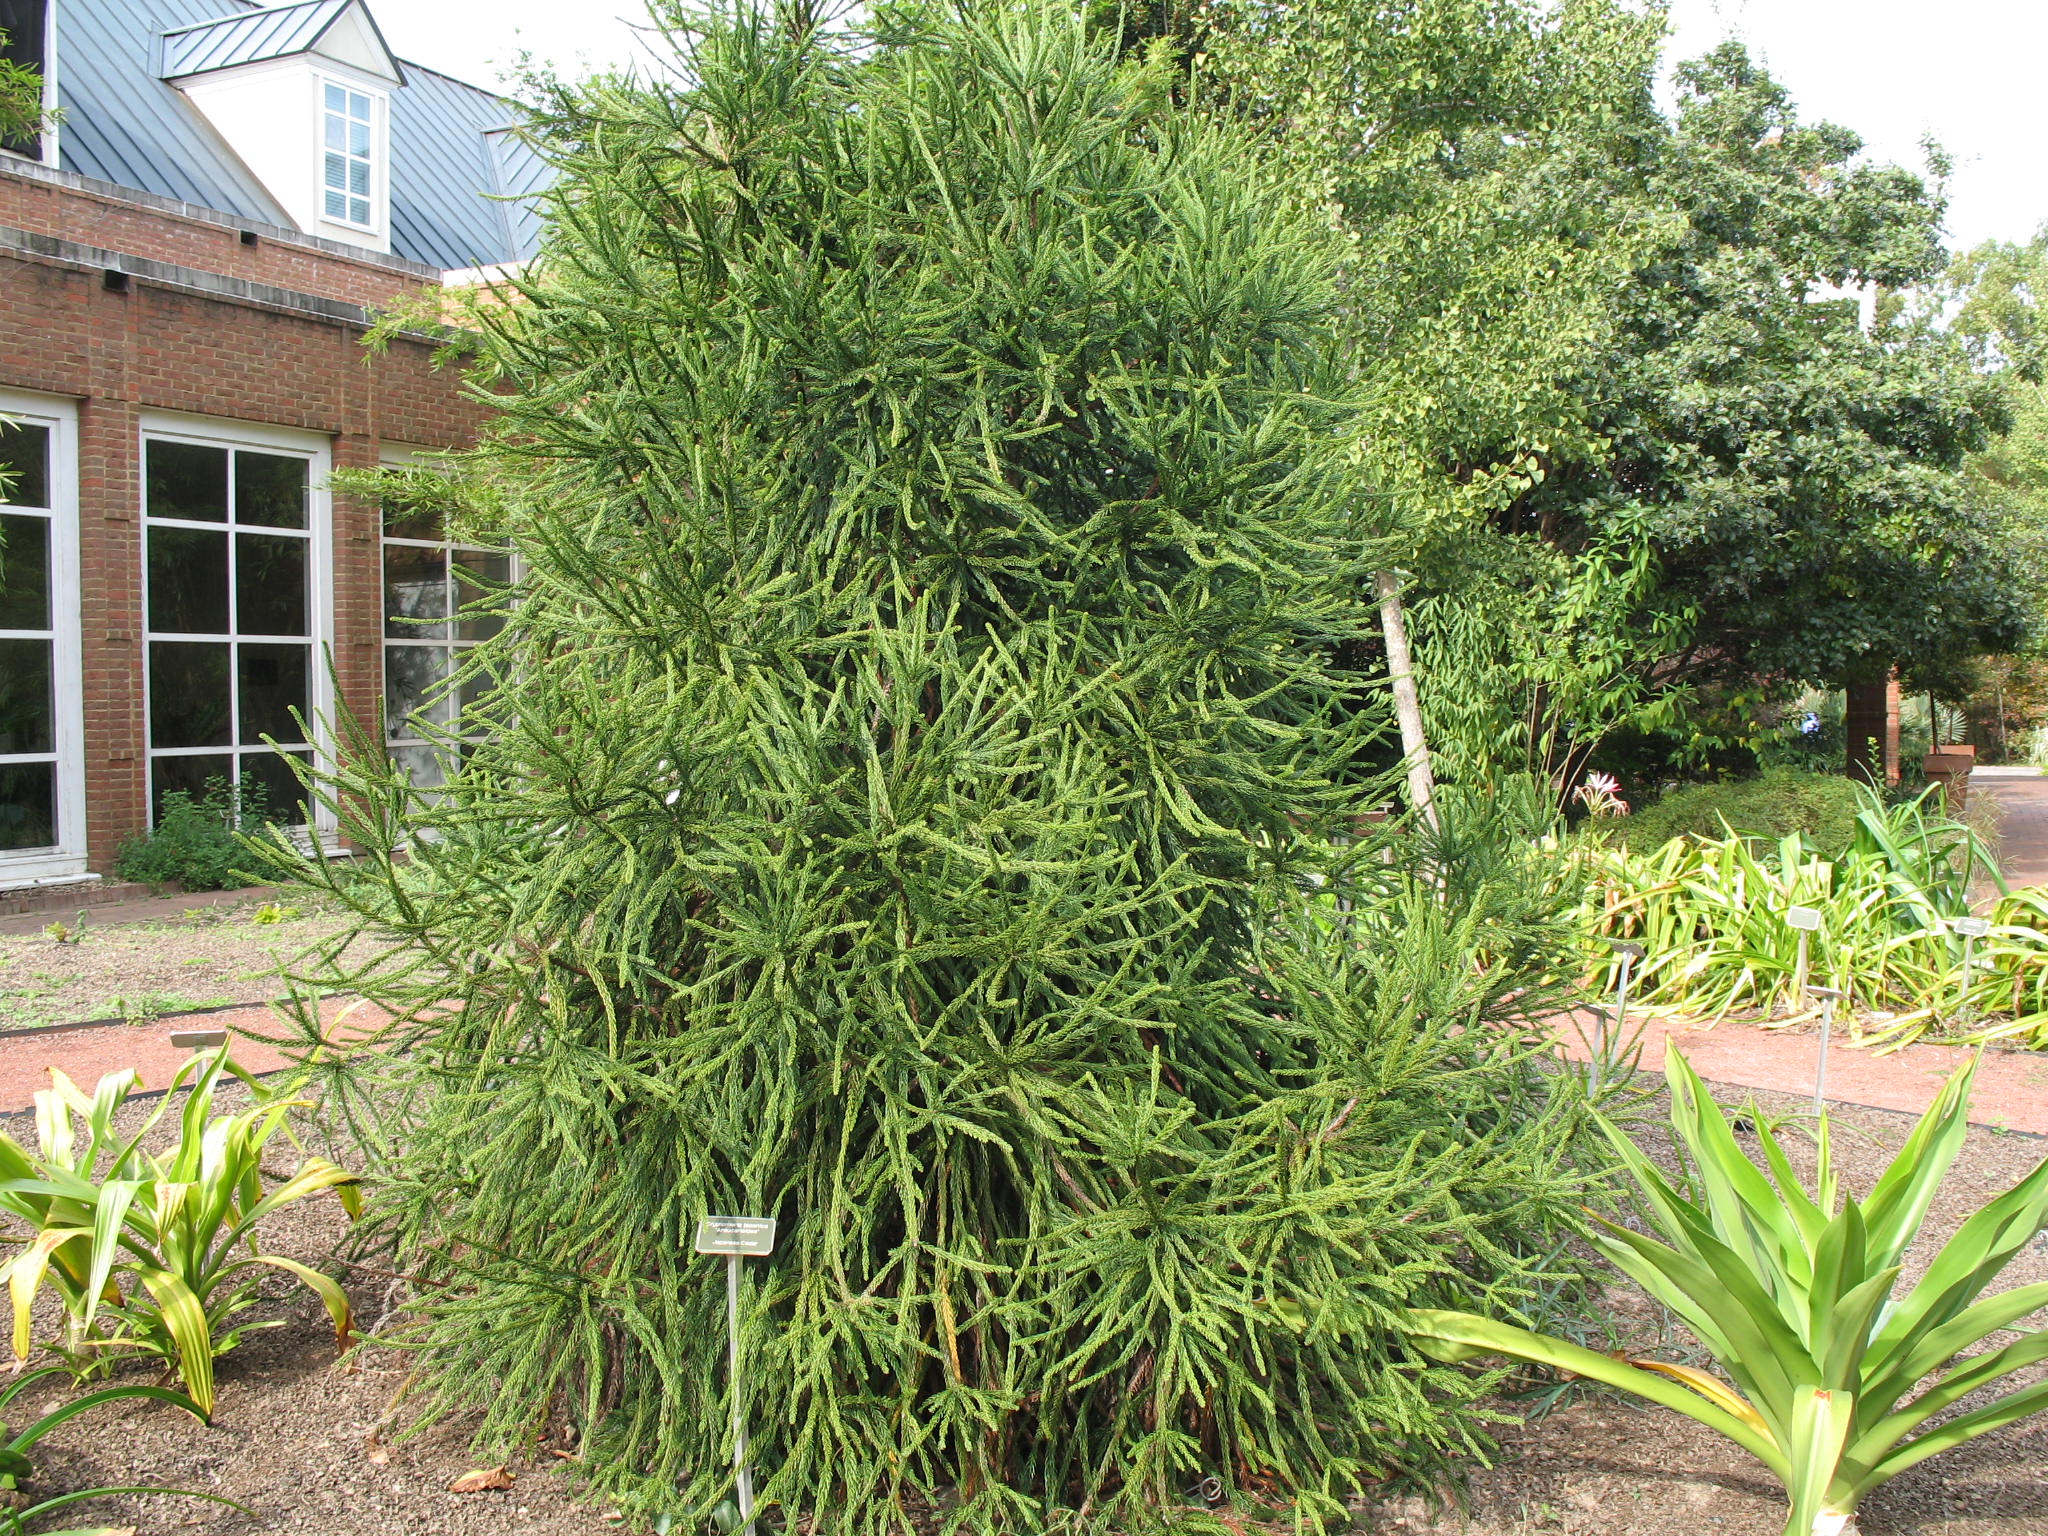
xmin=281 ymin=5 xmax=1594 ymax=1528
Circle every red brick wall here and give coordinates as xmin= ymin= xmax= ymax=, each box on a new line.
xmin=0 ymin=244 xmax=493 ymax=873
xmin=0 ymin=169 xmax=440 ymax=310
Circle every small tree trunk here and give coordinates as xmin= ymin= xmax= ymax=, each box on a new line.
xmin=1375 ymin=570 xmax=1438 ymax=831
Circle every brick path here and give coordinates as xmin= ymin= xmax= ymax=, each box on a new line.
xmin=0 ymin=995 xmax=387 ymax=1112
xmin=1979 ymin=767 xmax=2048 ymax=889
xmin=1555 ymin=1011 xmax=2048 ymax=1134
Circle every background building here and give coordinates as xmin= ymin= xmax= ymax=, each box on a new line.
xmin=0 ymin=0 xmax=541 ymax=896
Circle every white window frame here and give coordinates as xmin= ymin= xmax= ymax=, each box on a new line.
xmin=137 ymin=411 xmax=335 ymax=844
xmin=313 ymin=71 xmax=385 ymax=236
xmin=0 ymin=388 xmax=82 ymax=886
xmin=378 ymin=445 xmax=513 ymax=796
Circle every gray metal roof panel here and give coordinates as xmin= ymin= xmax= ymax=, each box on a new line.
xmin=160 ymin=1 xmax=346 ymax=78
xmin=54 ymin=0 xmax=550 ymax=269
xmin=60 ymin=0 xmax=293 ymax=224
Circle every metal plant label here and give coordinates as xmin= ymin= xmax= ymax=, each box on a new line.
xmin=1952 ymin=916 xmax=1992 ymax=939
xmin=695 ymin=1216 xmax=777 ymax=1256
xmin=1784 ymin=906 xmax=1822 ymax=932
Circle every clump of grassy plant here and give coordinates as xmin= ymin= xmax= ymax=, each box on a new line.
xmin=1409 ymin=1044 xmax=2048 ymax=1536
xmin=0 ymin=1052 xmax=360 ymax=1416
xmin=1581 ymin=784 xmax=2048 ymax=1045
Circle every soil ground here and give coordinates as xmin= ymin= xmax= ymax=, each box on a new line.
xmin=0 ymin=895 xmax=376 ymax=1032
xmin=4 ymin=1070 xmax=2042 ymax=1536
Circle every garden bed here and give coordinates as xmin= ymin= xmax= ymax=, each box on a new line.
xmin=7 ymin=1069 xmax=2043 ymax=1534
xmin=0 ymin=897 xmax=384 ymax=1032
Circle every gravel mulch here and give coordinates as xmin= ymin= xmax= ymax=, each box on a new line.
xmin=0 ymin=897 xmax=383 ymax=1031
xmin=3 ymin=1071 xmax=2045 ymax=1534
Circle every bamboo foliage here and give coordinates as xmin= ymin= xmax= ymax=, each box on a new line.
xmin=265 ymin=5 xmax=1601 ymax=1529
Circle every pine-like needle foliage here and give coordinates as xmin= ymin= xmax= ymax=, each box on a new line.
xmin=275 ymin=5 xmax=1596 ymax=1529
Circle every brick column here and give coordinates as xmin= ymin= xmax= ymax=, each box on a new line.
xmin=328 ymin=429 xmax=384 ymax=763
xmin=1845 ymin=670 xmax=1903 ymax=787
xmin=75 ymin=394 xmax=145 ymax=872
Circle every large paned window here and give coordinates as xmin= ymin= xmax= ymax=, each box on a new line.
xmin=0 ymin=394 xmax=81 ymax=878
xmin=321 ymin=82 xmax=376 ymax=229
xmin=143 ymin=429 xmax=324 ymax=826
xmin=383 ymin=497 xmax=507 ymax=791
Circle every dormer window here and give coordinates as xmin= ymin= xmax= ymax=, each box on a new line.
xmin=159 ymin=0 xmax=404 ymax=253
xmin=322 ymin=82 xmax=376 ymax=227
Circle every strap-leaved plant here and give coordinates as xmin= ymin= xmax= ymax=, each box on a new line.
xmin=270 ymin=3 xmax=1598 ymax=1528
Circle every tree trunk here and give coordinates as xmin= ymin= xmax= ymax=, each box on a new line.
xmin=1844 ymin=672 xmax=1899 ymax=786
xmin=1375 ymin=570 xmax=1438 ymax=831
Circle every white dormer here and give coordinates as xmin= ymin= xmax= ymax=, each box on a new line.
xmin=159 ymin=1 xmax=405 ymax=253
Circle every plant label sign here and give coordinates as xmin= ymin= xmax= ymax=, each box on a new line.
xmin=1608 ymin=940 xmax=1645 ymax=960
xmin=1952 ymin=916 xmax=1992 ymax=939
xmin=1785 ymin=906 xmax=1822 ymax=933
xmin=695 ymin=1216 xmax=777 ymax=1257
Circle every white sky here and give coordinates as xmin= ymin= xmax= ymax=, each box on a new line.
xmin=376 ymin=0 xmax=2048 ymax=254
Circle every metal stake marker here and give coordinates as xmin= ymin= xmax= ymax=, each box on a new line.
xmin=1952 ymin=915 xmax=1991 ymax=1027
xmin=1808 ymin=986 xmax=1846 ymax=1117
xmin=695 ymin=1215 xmax=777 ymax=1536
xmin=1785 ymin=905 xmax=1822 ymax=1015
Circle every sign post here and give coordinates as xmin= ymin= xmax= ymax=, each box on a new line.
xmin=1951 ymin=915 xmax=1991 ymax=1026
xmin=1785 ymin=905 xmax=1822 ymax=1011
xmin=1807 ymin=986 xmax=1846 ymax=1116
xmin=695 ymin=1215 xmax=777 ymax=1536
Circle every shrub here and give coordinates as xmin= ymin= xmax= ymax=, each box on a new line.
xmin=0 ymin=1052 xmax=359 ymax=1416
xmin=1409 ymin=1044 xmax=2048 ymax=1536
xmin=111 ymin=774 xmax=273 ymax=892
xmin=273 ymin=6 xmax=1601 ymax=1530
xmin=1606 ymin=767 xmax=1866 ymax=854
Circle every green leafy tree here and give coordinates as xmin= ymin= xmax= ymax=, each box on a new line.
xmin=1187 ymin=0 xmax=1673 ymax=789
xmin=276 ymin=4 xmax=1597 ymax=1530
xmin=1512 ymin=44 xmax=2028 ymax=778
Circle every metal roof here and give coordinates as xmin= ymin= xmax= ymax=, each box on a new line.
xmin=54 ymin=0 xmax=549 ymax=269
xmin=157 ymin=1 xmax=401 ymax=84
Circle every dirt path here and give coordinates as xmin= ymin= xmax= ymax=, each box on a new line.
xmin=1976 ymin=766 xmax=2048 ymax=888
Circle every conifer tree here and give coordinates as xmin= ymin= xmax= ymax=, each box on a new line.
xmin=282 ymin=4 xmax=1595 ymax=1528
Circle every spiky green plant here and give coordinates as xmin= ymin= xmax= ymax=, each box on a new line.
xmin=1408 ymin=1043 xmax=2048 ymax=1536
xmin=267 ymin=4 xmax=1601 ymax=1530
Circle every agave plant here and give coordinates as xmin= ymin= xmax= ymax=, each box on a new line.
xmin=0 ymin=1052 xmax=360 ymax=1416
xmin=1406 ymin=1043 xmax=2048 ymax=1536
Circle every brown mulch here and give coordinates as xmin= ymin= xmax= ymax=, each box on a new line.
xmin=3 ymin=1072 xmax=2045 ymax=1533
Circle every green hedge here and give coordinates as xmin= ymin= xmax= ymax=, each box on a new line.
xmin=1603 ymin=767 xmax=1866 ymax=855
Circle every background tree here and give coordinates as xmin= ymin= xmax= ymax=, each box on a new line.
xmin=1498 ymin=43 xmax=2028 ymax=785
xmin=282 ymin=5 xmax=1599 ymax=1530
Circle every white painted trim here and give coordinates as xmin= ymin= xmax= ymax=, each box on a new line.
xmin=136 ymin=411 xmax=335 ymax=842
xmin=310 ymin=67 xmax=389 ymax=244
xmin=0 ymin=387 xmax=83 ymax=883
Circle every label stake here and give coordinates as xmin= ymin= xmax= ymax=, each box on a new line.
xmin=695 ymin=1215 xmax=777 ymax=1535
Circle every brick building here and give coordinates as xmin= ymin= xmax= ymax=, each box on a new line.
xmin=0 ymin=0 xmax=541 ymax=895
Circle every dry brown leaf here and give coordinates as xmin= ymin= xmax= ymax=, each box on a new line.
xmin=366 ymin=1446 xmax=390 ymax=1466
xmin=449 ymin=1465 xmax=516 ymax=1493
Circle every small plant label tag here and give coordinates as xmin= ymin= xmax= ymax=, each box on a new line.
xmin=695 ymin=1216 xmax=777 ymax=1256
xmin=1952 ymin=916 xmax=1992 ymax=939
xmin=1608 ymin=939 xmax=1645 ymax=959
xmin=1784 ymin=905 xmax=1822 ymax=932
